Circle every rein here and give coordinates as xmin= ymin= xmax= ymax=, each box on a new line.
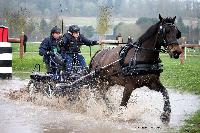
xmin=129 ymin=42 xmax=167 ymax=53
xmin=92 ymin=21 xmax=179 ymax=76
xmin=118 ymin=22 xmax=177 ymax=75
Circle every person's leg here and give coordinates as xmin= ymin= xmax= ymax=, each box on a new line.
xmin=76 ymin=54 xmax=86 ymax=67
xmin=44 ymin=56 xmax=51 ymax=74
xmin=50 ymin=61 xmax=57 ymax=75
xmin=64 ymin=54 xmax=73 ymax=74
xmin=45 ymin=63 xmax=51 ymax=74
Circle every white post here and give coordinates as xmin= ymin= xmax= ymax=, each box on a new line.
xmin=184 ymin=47 xmax=187 ymax=60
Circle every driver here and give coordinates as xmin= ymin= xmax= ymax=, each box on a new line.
xmin=39 ymin=26 xmax=62 ymax=74
xmin=61 ymin=25 xmax=98 ymax=76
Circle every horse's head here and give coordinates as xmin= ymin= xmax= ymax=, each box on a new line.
xmin=158 ymin=14 xmax=182 ymax=59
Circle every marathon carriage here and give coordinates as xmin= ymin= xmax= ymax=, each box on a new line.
xmin=27 ymin=50 xmax=93 ymax=99
xmin=27 ymin=24 xmax=98 ymax=100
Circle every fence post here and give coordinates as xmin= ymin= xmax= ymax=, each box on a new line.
xmin=116 ymin=33 xmax=123 ymax=46
xmin=20 ymin=32 xmax=24 ymax=58
xmin=8 ymin=32 xmax=25 ymax=58
xmin=180 ymin=46 xmax=185 ymax=64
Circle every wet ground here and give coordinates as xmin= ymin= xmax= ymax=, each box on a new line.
xmin=0 ymin=78 xmax=200 ymax=133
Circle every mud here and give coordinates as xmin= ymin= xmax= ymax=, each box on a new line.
xmin=0 ymin=79 xmax=200 ymax=133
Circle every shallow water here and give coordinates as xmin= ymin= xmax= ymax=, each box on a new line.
xmin=0 ymin=79 xmax=200 ymax=133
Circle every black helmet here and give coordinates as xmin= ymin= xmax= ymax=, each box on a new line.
xmin=51 ymin=26 xmax=61 ymax=34
xmin=69 ymin=25 xmax=80 ymax=33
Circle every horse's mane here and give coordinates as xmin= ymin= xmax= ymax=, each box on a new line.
xmin=138 ymin=17 xmax=175 ymax=43
xmin=138 ymin=22 xmax=160 ymax=43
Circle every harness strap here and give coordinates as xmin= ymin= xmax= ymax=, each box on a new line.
xmin=119 ymin=41 xmax=167 ymax=65
xmin=119 ymin=42 xmax=163 ymax=76
xmin=122 ymin=63 xmax=163 ymax=76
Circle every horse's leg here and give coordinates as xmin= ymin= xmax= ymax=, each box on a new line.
xmin=149 ymin=81 xmax=171 ymax=124
xmin=98 ymin=82 xmax=114 ymax=111
xmin=90 ymin=79 xmax=113 ymax=113
xmin=120 ymin=83 xmax=135 ymax=107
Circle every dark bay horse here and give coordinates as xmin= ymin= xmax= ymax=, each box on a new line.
xmin=89 ymin=14 xmax=182 ymax=124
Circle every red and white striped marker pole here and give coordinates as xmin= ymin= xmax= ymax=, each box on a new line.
xmin=0 ymin=26 xmax=12 ymax=79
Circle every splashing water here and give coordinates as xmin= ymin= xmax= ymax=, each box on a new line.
xmin=0 ymin=79 xmax=200 ymax=133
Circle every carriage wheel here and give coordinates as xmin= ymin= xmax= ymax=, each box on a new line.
xmin=27 ymin=80 xmax=41 ymax=98
xmin=42 ymin=81 xmax=56 ymax=98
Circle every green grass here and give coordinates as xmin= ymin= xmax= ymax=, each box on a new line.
xmin=13 ymin=52 xmax=45 ymax=78
xmin=12 ymin=42 xmax=40 ymax=52
xmin=160 ymin=54 xmax=200 ymax=95
xmin=180 ymin=111 xmax=200 ymax=133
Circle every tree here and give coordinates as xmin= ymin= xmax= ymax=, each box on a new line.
xmin=114 ymin=0 xmax=122 ymax=16
xmin=83 ymin=2 xmax=97 ymax=17
xmin=81 ymin=26 xmax=95 ymax=38
xmin=96 ymin=5 xmax=112 ymax=36
xmin=136 ymin=17 xmax=159 ymax=31
xmin=24 ymin=18 xmax=35 ymax=39
xmin=40 ymin=18 xmax=49 ymax=38
xmin=48 ymin=15 xmax=62 ymax=32
xmin=113 ymin=22 xmax=141 ymax=42
xmin=36 ymin=0 xmax=51 ymax=15
xmin=3 ymin=7 xmax=30 ymax=37
xmin=176 ymin=17 xmax=188 ymax=36
xmin=113 ymin=22 xmax=124 ymax=36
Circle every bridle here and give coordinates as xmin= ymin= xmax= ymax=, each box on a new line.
xmin=157 ymin=22 xmax=179 ymax=50
xmin=131 ymin=22 xmax=180 ymax=53
xmin=118 ymin=21 xmax=180 ymax=67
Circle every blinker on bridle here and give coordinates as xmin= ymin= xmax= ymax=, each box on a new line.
xmin=158 ymin=23 xmax=178 ymax=47
xmin=129 ymin=21 xmax=180 ymax=53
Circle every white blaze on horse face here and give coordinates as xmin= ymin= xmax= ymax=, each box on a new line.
xmin=167 ymin=44 xmax=182 ymax=59
xmin=168 ymin=44 xmax=181 ymax=52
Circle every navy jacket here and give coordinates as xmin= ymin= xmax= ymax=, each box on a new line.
xmin=62 ymin=32 xmax=95 ymax=53
xmin=39 ymin=36 xmax=61 ymax=63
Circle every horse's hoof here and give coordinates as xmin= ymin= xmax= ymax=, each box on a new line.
xmin=160 ymin=112 xmax=170 ymax=124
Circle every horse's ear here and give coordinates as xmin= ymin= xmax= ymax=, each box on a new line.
xmin=176 ymin=29 xmax=181 ymax=39
xmin=173 ymin=16 xmax=176 ymax=23
xmin=159 ymin=14 xmax=163 ymax=22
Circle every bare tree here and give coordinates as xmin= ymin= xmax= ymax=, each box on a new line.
xmin=3 ymin=7 xmax=30 ymax=37
xmin=96 ymin=5 xmax=112 ymax=38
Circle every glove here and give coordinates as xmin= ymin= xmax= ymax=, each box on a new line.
xmin=91 ymin=40 xmax=97 ymax=46
xmin=58 ymin=39 xmax=64 ymax=47
xmin=46 ymin=51 xmax=54 ymax=56
xmin=46 ymin=51 xmax=50 ymax=55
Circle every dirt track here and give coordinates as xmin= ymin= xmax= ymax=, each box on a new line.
xmin=0 ymin=78 xmax=200 ymax=133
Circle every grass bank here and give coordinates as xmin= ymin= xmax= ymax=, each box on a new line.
xmin=160 ymin=55 xmax=200 ymax=95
